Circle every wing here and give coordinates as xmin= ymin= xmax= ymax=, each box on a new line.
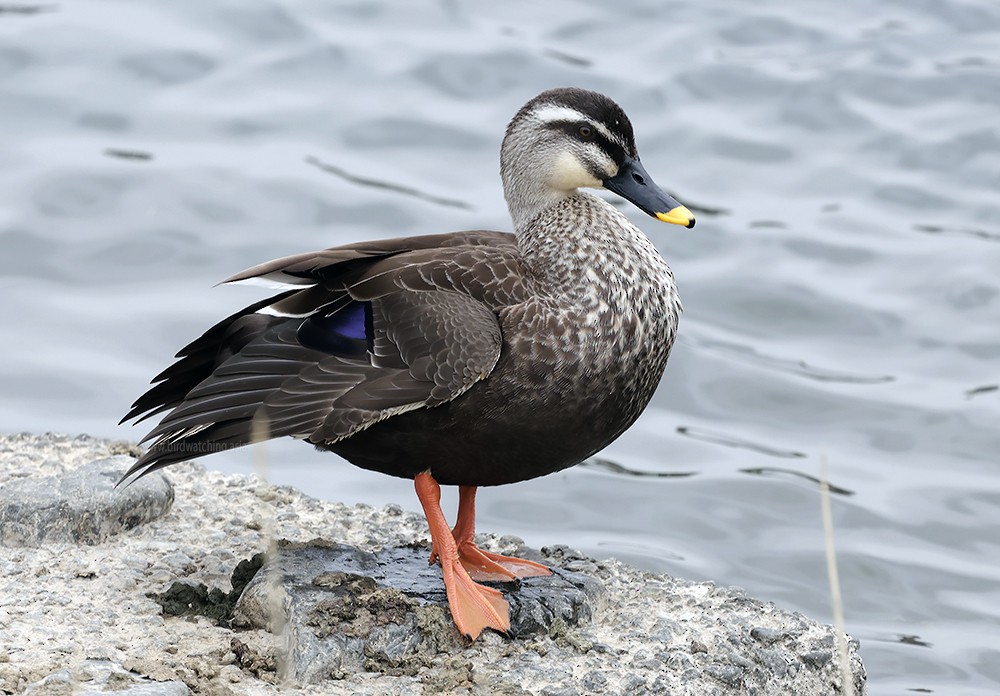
xmin=121 ymin=232 xmax=523 ymax=481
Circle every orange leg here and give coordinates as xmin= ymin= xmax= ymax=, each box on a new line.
xmin=429 ymin=485 xmax=552 ymax=582
xmin=414 ymin=471 xmax=510 ymax=640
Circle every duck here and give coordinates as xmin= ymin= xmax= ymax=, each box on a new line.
xmin=121 ymin=87 xmax=695 ymax=640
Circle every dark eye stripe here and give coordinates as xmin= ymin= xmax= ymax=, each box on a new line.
xmin=546 ymin=120 xmax=627 ymax=166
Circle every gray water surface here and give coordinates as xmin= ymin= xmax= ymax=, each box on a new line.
xmin=2 ymin=2 xmax=1000 ymax=693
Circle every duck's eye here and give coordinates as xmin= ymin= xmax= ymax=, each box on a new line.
xmin=578 ymin=125 xmax=593 ymax=139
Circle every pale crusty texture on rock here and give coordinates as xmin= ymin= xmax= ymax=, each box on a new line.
xmin=0 ymin=433 xmax=867 ymax=695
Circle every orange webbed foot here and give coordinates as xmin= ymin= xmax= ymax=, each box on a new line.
xmin=415 ymin=472 xmax=513 ymax=640
xmin=438 ymin=551 xmax=511 ymax=639
xmin=448 ymin=484 xmax=552 ymax=582
xmin=429 ymin=539 xmax=552 ymax=582
xmin=455 ymin=541 xmax=552 ymax=582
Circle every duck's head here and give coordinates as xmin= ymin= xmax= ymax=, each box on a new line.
xmin=500 ymin=87 xmax=695 ymax=232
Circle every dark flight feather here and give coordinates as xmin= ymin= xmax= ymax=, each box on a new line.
xmin=120 ymin=232 xmax=516 ymax=483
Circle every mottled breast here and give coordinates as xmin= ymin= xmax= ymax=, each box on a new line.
xmin=506 ymin=192 xmax=682 ymax=445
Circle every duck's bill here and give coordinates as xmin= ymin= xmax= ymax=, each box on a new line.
xmin=603 ymin=156 xmax=696 ymax=229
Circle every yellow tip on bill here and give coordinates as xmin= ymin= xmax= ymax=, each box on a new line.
xmin=655 ymin=205 xmax=696 ymax=229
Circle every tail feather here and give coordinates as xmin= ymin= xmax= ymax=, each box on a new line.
xmin=120 ymin=291 xmax=295 ymax=425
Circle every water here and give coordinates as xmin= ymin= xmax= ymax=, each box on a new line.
xmin=2 ymin=1 xmax=999 ymax=693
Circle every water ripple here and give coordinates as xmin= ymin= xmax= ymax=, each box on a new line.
xmin=304 ymin=155 xmax=472 ymax=210
xmin=739 ymin=466 xmax=855 ymax=497
xmin=914 ymin=223 xmax=1000 ymax=243
xmin=676 ymin=425 xmax=807 ymax=459
xmin=580 ymin=457 xmax=697 ymax=479
xmin=700 ymin=337 xmax=896 ymax=384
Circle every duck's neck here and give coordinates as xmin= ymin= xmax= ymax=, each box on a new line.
xmin=505 ymin=186 xmax=570 ymax=232
xmin=516 ymin=192 xmax=675 ymax=301
xmin=501 ymin=123 xmax=579 ymax=232
xmin=501 ymin=167 xmax=571 ymax=234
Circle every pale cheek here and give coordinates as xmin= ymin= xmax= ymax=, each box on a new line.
xmin=548 ymin=151 xmax=603 ymax=191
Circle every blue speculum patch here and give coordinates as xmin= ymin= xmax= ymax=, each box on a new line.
xmin=297 ymin=301 xmax=373 ymax=356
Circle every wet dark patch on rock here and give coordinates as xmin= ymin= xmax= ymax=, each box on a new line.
xmin=229 ymin=539 xmax=602 ymax=683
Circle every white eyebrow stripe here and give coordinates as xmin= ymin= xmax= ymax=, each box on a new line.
xmin=530 ymin=104 xmax=588 ymax=124
xmin=529 ymin=104 xmax=623 ymax=148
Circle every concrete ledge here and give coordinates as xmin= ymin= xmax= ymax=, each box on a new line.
xmin=0 ymin=433 xmax=867 ymax=695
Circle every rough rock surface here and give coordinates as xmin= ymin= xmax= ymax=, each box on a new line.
xmin=0 ymin=454 xmax=173 ymax=546
xmin=21 ymin=660 xmax=189 ymax=695
xmin=225 ymin=540 xmax=602 ymax=683
xmin=0 ymin=433 xmax=868 ymax=695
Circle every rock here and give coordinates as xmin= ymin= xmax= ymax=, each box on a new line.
xmin=0 ymin=433 xmax=868 ymax=695
xmin=228 ymin=539 xmax=602 ymax=683
xmin=0 ymin=455 xmax=173 ymax=546
xmin=23 ymin=660 xmax=189 ymax=695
